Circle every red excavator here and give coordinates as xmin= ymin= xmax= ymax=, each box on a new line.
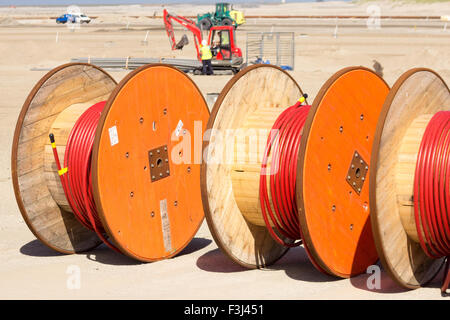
xmin=163 ymin=9 xmax=243 ymax=72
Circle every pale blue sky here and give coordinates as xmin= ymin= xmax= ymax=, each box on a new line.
xmin=0 ymin=0 xmax=343 ymax=6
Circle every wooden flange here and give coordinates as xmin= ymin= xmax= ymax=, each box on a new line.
xmin=12 ymin=63 xmax=116 ymax=254
xmin=201 ymin=64 xmax=304 ymax=268
xmin=92 ymin=64 xmax=210 ymax=262
xmin=297 ymin=67 xmax=390 ymax=277
xmin=369 ymin=68 xmax=450 ymax=289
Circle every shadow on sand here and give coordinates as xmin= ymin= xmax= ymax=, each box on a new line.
xmin=268 ymin=246 xmax=339 ymax=283
xmin=197 ymin=248 xmax=249 ymax=273
xmin=20 ymin=237 xmax=212 ymax=266
xmin=20 ymin=239 xmax=64 ymax=257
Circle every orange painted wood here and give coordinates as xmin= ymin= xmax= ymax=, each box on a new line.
xmin=92 ymin=65 xmax=209 ymax=261
xmin=299 ymin=68 xmax=389 ymax=277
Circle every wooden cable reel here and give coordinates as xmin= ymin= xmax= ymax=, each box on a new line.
xmin=12 ymin=63 xmax=209 ymax=262
xmin=370 ymin=68 xmax=450 ymax=291
xmin=201 ymin=64 xmax=389 ymax=277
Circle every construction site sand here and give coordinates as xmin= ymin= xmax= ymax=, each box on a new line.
xmin=0 ymin=17 xmax=20 ymax=26
xmin=0 ymin=1 xmax=449 ymax=299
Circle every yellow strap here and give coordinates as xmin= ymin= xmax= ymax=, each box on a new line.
xmin=51 ymin=142 xmax=56 ymax=148
xmin=58 ymin=167 xmax=68 ymax=176
xmin=298 ymin=96 xmax=306 ymax=104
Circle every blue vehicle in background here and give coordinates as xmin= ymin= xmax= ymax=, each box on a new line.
xmin=56 ymin=13 xmax=91 ymax=24
xmin=56 ymin=14 xmax=74 ymax=24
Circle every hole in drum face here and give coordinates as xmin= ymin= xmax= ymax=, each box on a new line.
xmin=156 ymin=158 xmax=163 ymax=167
xmin=355 ymin=168 xmax=361 ymax=178
xmin=153 ymin=121 xmax=157 ymax=131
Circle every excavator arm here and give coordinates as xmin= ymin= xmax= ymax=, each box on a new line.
xmin=163 ymin=9 xmax=177 ymax=50
xmin=163 ymin=9 xmax=203 ymax=60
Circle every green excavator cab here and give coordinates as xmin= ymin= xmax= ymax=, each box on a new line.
xmin=215 ymin=3 xmax=231 ymax=19
xmin=197 ymin=2 xmax=245 ymax=30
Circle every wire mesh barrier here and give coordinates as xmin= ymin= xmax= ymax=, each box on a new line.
xmin=246 ymin=32 xmax=295 ymax=71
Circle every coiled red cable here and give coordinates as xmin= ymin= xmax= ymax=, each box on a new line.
xmin=258 ymin=97 xmax=332 ymax=274
xmin=414 ymin=110 xmax=450 ymax=294
xmin=259 ymin=100 xmax=310 ymax=247
xmin=50 ymin=101 xmax=120 ymax=253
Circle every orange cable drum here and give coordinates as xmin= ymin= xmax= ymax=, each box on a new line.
xmin=202 ymin=64 xmax=388 ymax=277
xmin=297 ymin=67 xmax=389 ymax=277
xmin=93 ymin=64 xmax=209 ymax=261
xmin=12 ymin=63 xmax=209 ymax=261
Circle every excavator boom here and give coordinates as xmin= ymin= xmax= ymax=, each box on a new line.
xmin=163 ymin=9 xmax=202 ymax=59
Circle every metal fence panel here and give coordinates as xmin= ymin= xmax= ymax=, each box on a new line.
xmin=246 ymin=32 xmax=295 ymax=70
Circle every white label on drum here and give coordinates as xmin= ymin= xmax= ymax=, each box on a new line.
xmin=108 ymin=125 xmax=119 ymax=146
xmin=159 ymin=198 xmax=172 ymax=253
xmin=175 ymin=120 xmax=184 ymax=137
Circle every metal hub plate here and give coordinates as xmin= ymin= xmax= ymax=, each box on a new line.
xmin=346 ymin=151 xmax=368 ymax=195
xmin=149 ymin=145 xmax=170 ymax=182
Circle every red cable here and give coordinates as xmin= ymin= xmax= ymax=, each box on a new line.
xmin=414 ymin=111 xmax=450 ymax=295
xmin=259 ymin=100 xmax=310 ymax=247
xmin=50 ymin=101 xmax=120 ymax=253
xmin=259 ymin=100 xmax=329 ymax=274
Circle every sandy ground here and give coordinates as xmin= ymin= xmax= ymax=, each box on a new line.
xmin=0 ymin=1 xmax=449 ymax=299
